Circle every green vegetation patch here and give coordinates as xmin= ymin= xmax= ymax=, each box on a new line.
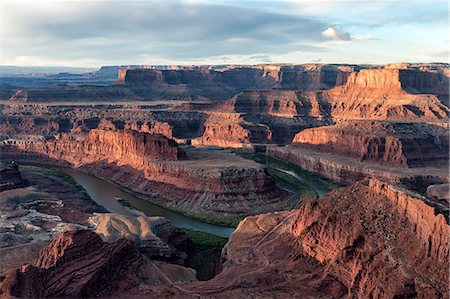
xmin=183 ymin=228 xmax=228 ymax=249
xmin=117 ymin=198 xmax=133 ymax=208
xmin=187 ymin=213 xmax=245 ymax=228
xmin=19 ymin=164 xmax=90 ymax=198
xmin=183 ymin=228 xmax=229 ymax=281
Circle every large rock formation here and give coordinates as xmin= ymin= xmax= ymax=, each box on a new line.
xmin=191 ymin=112 xmax=272 ymax=149
xmin=116 ymin=64 xmax=354 ymax=101
xmin=27 ymin=129 xmax=185 ymax=164
xmin=292 ymin=121 xmax=449 ymax=167
xmin=219 ymin=90 xmax=329 ymax=118
xmin=1 ymin=130 xmax=288 ymax=217
xmin=0 ymin=162 xmax=27 ymax=191
xmin=292 ymin=179 xmax=449 ymax=298
xmin=321 ymin=67 xmax=449 ymax=122
xmin=268 ymin=144 xmax=449 ymax=185
xmin=0 ymin=230 xmax=196 ymax=298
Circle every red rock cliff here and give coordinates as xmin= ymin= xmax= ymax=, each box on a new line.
xmin=292 ymin=121 xmax=449 ymax=167
xmin=323 ymin=67 xmax=449 ymax=121
xmin=33 ymin=129 xmax=185 ymax=167
xmin=291 ymin=179 xmax=449 ymax=298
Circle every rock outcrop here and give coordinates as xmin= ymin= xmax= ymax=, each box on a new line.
xmin=0 ymin=230 xmax=196 ymax=298
xmin=292 ymin=179 xmax=449 ymax=298
xmin=89 ymin=213 xmax=189 ymax=263
xmin=426 ymin=183 xmax=450 ymax=201
xmin=31 ymin=129 xmax=185 ymax=164
xmin=0 ymin=162 xmax=27 ymax=191
xmin=268 ymin=144 xmax=449 ymax=185
xmin=191 ymin=112 xmax=272 ymax=149
xmin=292 ymin=121 xmax=449 ymax=167
xmin=219 ymin=90 xmax=329 ymax=118
xmin=321 ymin=67 xmax=449 ymax=121
xmin=1 ymin=131 xmax=288 ymax=217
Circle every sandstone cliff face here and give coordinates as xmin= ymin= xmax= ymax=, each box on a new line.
xmin=0 ymin=230 xmax=139 ymax=298
xmin=291 ymin=179 xmax=449 ymax=298
xmin=191 ymin=112 xmax=272 ymax=148
xmin=0 ymin=230 xmax=196 ymax=298
xmin=278 ymin=64 xmax=354 ymax=90
xmin=292 ymin=121 xmax=449 ymax=167
xmin=220 ymin=90 xmax=329 ymax=118
xmin=46 ymin=129 xmax=184 ymax=165
xmin=2 ymin=130 xmax=287 ymax=216
xmin=0 ymin=162 xmax=28 ymax=191
xmin=268 ymin=145 xmax=449 ymax=185
xmin=322 ymin=67 xmax=449 ymax=122
xmin=116 ymin=64 xmax=357 ymax=101
xmin=0 ymin=113 xmax=174 ymax=139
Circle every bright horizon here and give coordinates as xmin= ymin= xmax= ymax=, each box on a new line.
xmin=2 ymin=0 xmax=449 ymax=68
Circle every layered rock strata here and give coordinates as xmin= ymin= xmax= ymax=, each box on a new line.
xmin=292 ymin=121 xmax=449 ymax=167
xmin=191 ymin=112 xmax=272 ymax=149
xmin=320 ymin=67 xmax=449 ymax=121
xmin=116 ymin=64 xmax=354 ymax=101
xmin=0 ymin=162 xmax=27 ymax=191
xmin=211 ymin=65 xmax=449 ymax=123
xmin=1 ymin=130 xmax=287 ymax=216
xmin=0 ymin=230 xmax=196 ymax=298
xmin=268 ymin=145 xmax=449 ymax=185
xmin=292 ymin=179 xmax=449 ymax=298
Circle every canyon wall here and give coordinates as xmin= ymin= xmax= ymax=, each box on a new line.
xmin=33 ymin=129 xmax=185 ymax=164
xmin=267 ymin=145 xmax=448 ymax=185
xmin=116 ymin=64 xmax=356 ymax=101
xmin=0 ymin=229 xmax=195 ymax=298
xmin=220 ymin=90 xmax=330 ymax=118
xmin=322 ymin=67 xmax=449 ymax=121
xmin=191 ymin=112 xmax=272 ymax=149
xmin=291 ymin=179 xmax=449 ymax=298
xmin=0 ymin=114 xmax=174 ymax=139
xmin=292 ymin=121 xmax=449 ymax=167
xmin=1 ymin=129 xmax=287 ymax=216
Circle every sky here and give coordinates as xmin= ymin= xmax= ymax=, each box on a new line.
xmin=1 ymin=0 xmax=448 ymax=67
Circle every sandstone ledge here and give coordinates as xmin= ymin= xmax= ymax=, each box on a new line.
xmin=268 ymin=145 xmax=449 ymax=185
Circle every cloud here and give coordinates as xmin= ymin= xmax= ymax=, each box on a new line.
xmin=321 ymin=27 xmax=352 ymax=41
xmin=3 ymin=0 xmax=329 ymax=66
xmin=1 ymin=0 xmax=443 ymax=66
xmin=321 ymin=27 xmax=378 ymax=42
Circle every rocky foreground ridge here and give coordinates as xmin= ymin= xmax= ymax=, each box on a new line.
xmin=1 ymin=179 xmax=447 ymax=298
xmin=292 ymin=179 xmax=448 ymax=298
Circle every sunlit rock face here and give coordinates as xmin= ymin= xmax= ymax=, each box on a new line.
xmin=291 ymin=179 xmax=449 ymax=298
xmin=292 ymin=121 xmax=449 ymax=167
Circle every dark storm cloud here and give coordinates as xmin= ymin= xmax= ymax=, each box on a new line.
xmin=4 ymin=1 xmax=330 ymax=64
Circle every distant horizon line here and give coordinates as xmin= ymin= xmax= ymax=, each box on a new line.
xmin=1 ymin=61 xmax=449 ymax=69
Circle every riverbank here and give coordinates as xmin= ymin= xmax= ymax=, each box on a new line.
xmin=239 ymin=153 xmax=341 ymax=199
xmin=12 ymin=159 xmax=307 ymax=228
xmin=10 ymin=160 xmax=237 ymax=237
